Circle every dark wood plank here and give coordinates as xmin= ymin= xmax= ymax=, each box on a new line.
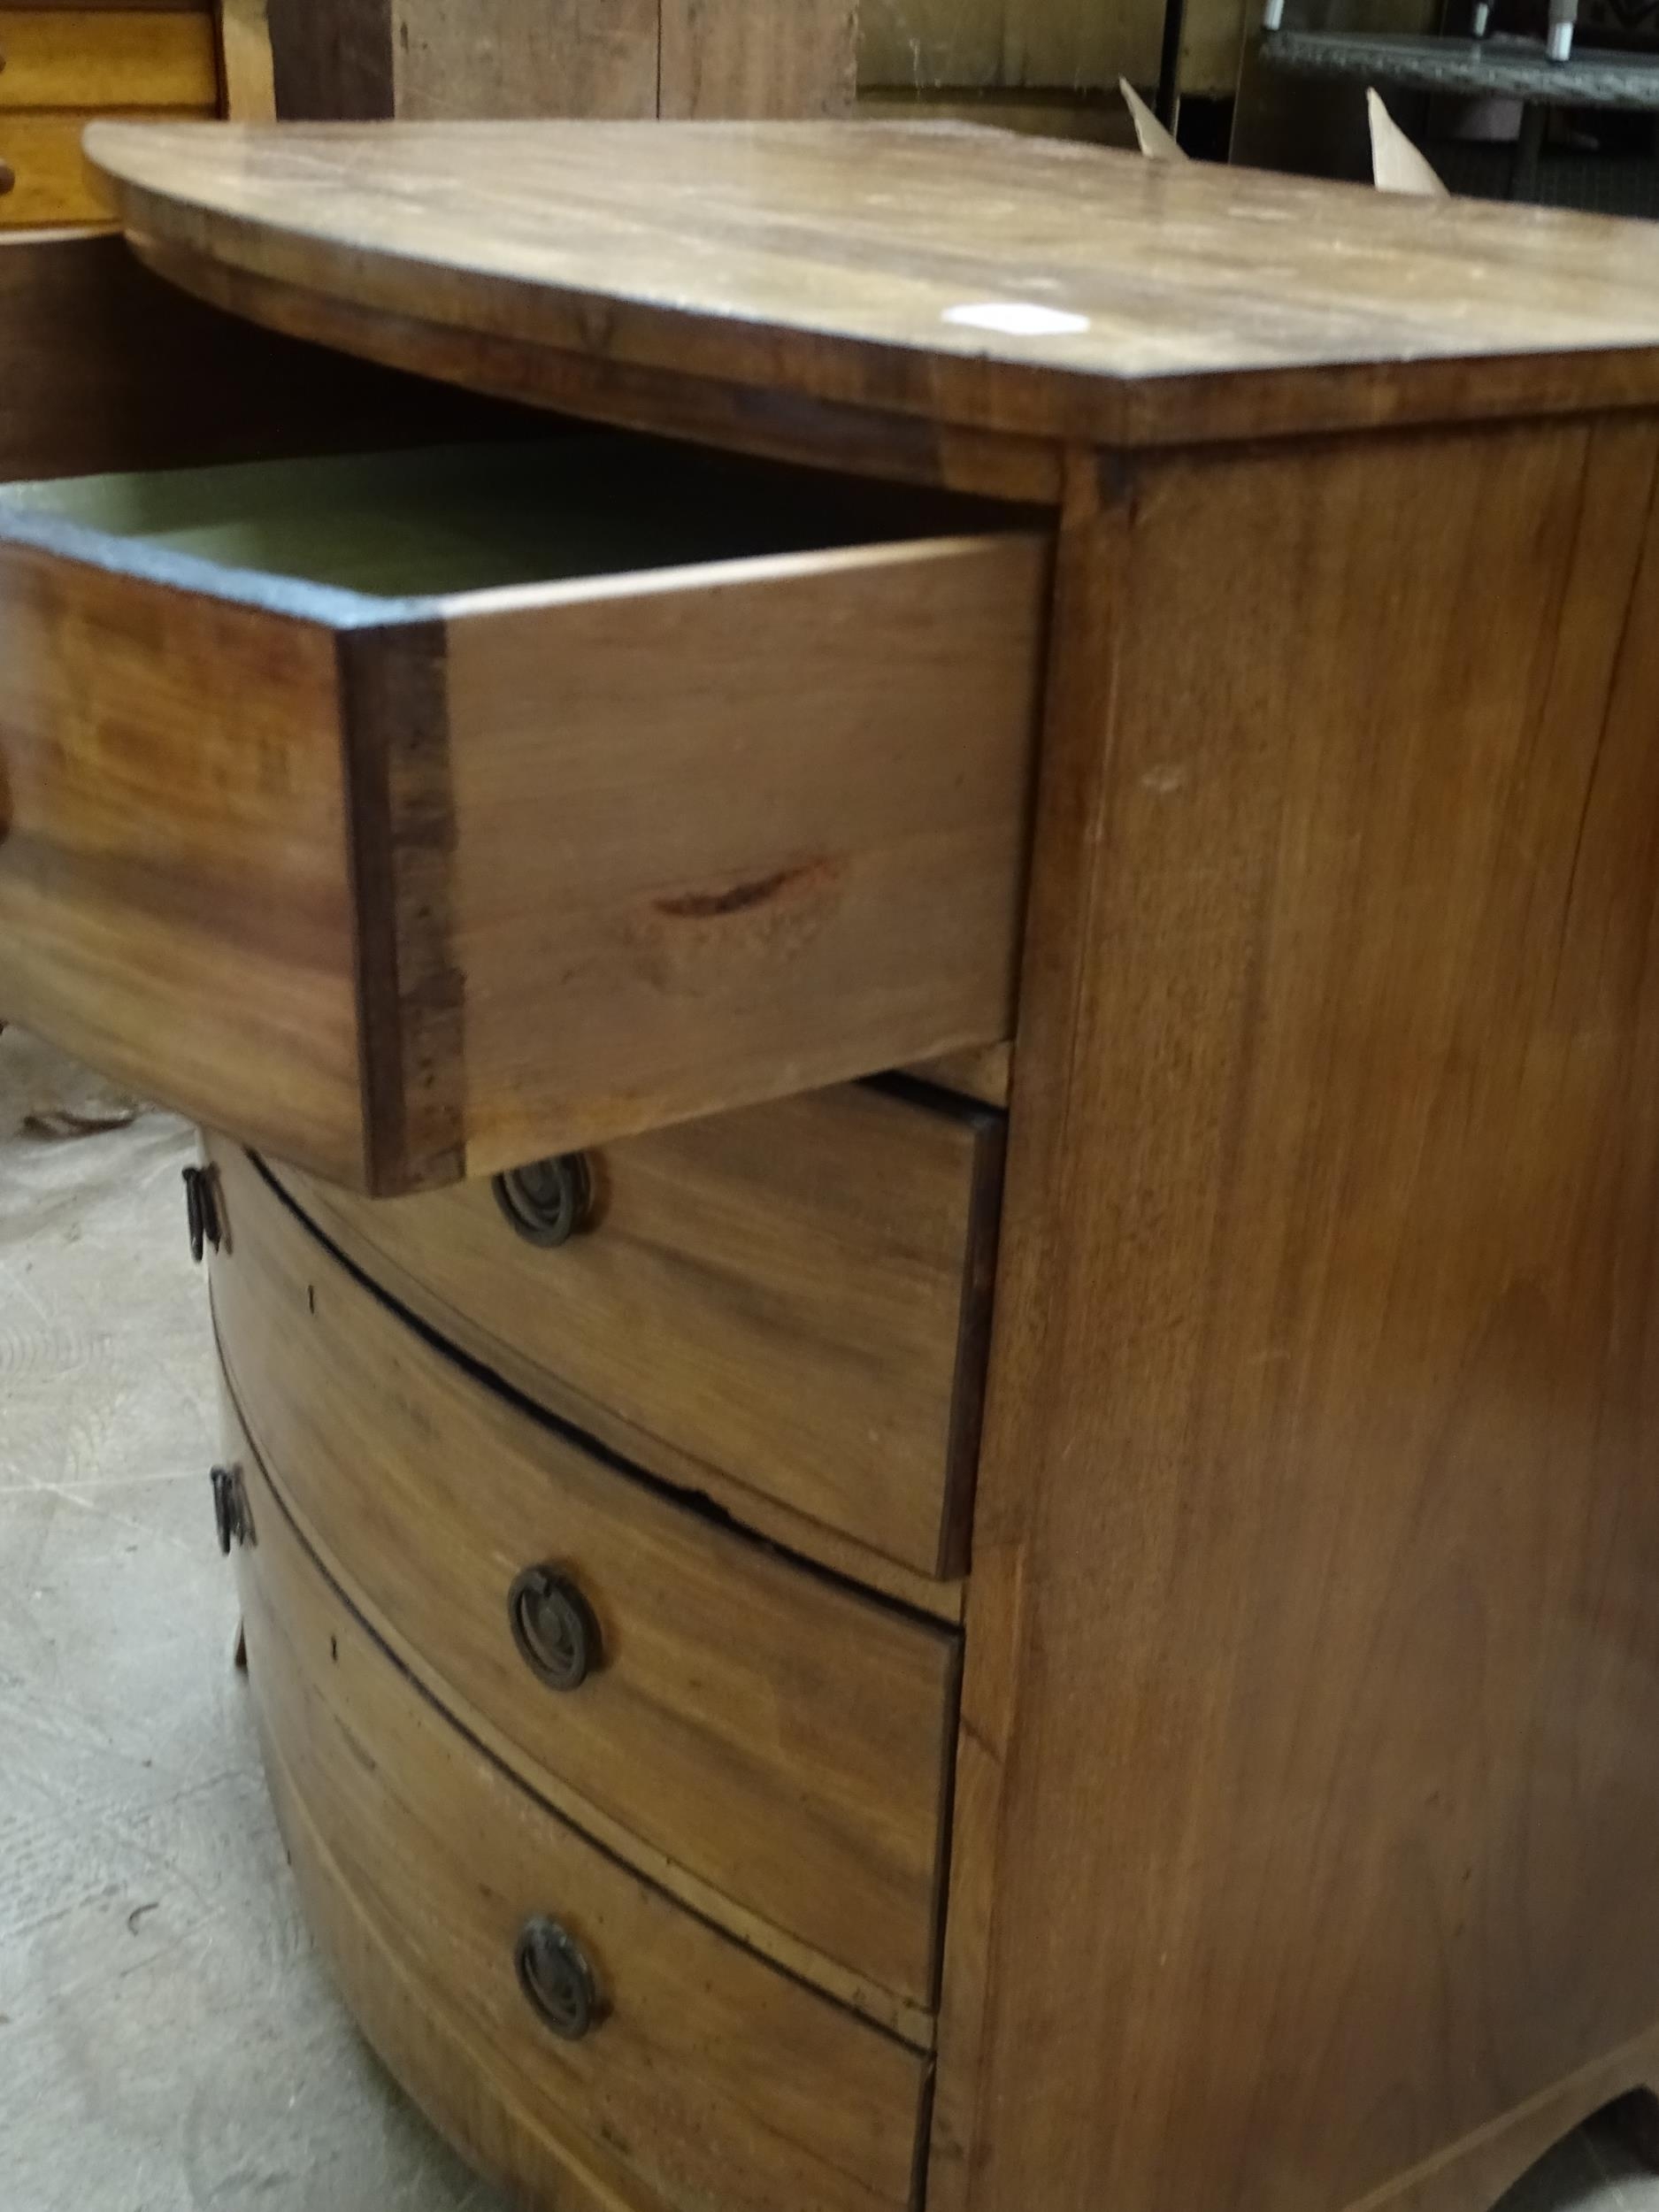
xmin=265 ymin=0 xmax=394 ymax=118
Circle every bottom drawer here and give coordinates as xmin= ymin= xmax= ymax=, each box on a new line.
xmin=227 ymin=1420 xmax=931 ymax=2212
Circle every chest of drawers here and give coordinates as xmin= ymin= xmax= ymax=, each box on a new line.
xmin=14 ymin=114 xmax=1659 ymax=2212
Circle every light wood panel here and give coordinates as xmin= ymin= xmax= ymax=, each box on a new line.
xmin=661 ymin=0 xmax=856 ymax=118
xmin=0 ymin=10 xmax=217 ymax=105
xmin=0 ymin=438 xmax=1043 ymax=1192
xmin=209 ymin=1141 xmax=958 ymax=2020
xmin=0 ymin=532 xmax=365 ymax=1173
xmin=83 ymin=119 xmax=1659 ymax=453
xmin=934 ymin=415 xmax=1659 ymax=2212
xmin=274 ymin=1079 xmax=1002 ymax=1584
xmin=217 ymin=0 xmax=275 ymax=120
xmin=442 ymin=531 xmax=1043 ymax=1183
xmin=230 ymin=1424 xmax=934 ymax=2212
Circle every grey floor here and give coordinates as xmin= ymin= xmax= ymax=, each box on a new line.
xmin=0 ymin=1021 xmax=1652 ymax=2212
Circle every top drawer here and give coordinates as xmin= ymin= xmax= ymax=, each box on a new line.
xmin=0 ymin=434 xmax=1047 ymax=1192
xmin=0 ymin=12 xmax=219 ymax=111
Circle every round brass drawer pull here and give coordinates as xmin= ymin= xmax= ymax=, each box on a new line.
xmin=492 ymin=1153 xmax=593 ymax=1247
xmin=0 ymin=162 xmax=15 ymax=199
xmin=514 ymin=1916 xmax=600 ymax=2041
xmin=508 ymin=1564 xmax=600 ymax=1691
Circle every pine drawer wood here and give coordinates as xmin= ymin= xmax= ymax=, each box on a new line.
xmin=227 ymin=1421 xmax=934 ymax=2212
xmin=273 ymin=1080 xmax=1002 ymax=1585
xmin=208 ymin=1139 xmax=958 ymax=2022
xmin=0 ymin=438 xmax=1045 ymax=1190
xmin=0 ymin=11 xmax=219 ymax=108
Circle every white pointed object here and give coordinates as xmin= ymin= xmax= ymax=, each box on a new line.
xmin=1119 ymin=80 xmax=1187 ymax=162
xmin=1367 ymin=89 xmax=1449 ymax=196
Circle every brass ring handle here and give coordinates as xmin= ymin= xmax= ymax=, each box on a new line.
xmin=492 ymin=1153 xmax=593 ymax=1247
xmin=514 ymin=1916 xmax=601 ymax=2041
xmin=508 ymin=1566 xmax=600 ymax=1692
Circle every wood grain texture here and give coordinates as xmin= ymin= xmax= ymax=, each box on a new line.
xmin=0 ymin=228 xmax=540 ymax=487
xmin=934 ymin=416 xmax=1659 ymax=2212
xmin=208 ymin=1141 xmax=958 ymax=2020
xmin=0 ymin=538 xmax=365 ymax=1177
xmin=443 ymin=531 xmax=1044 ymax=1179
xmin=660 ymin=0 xmax=856 ymax=118
xmin=0 ymin=442 xmax=1041 ymax=1192
xmin=389 ymin=0 xmax=658 ymax=121
xmin=229 ymin=1419 xmax=934 ymax=2212
xmin=81 ymin=118 xmax=1659 ymax=449
xmin=276 ymin=1139 xmax=968 ymax=1623
xmin=0 ymin=9 xmax=218 ymax=106
xmin=272 ymin=1080 xmax=1001 ymax=1583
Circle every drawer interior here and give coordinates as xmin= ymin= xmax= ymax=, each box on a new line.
xmin=0 ymin=431 xmax=998 ymax=601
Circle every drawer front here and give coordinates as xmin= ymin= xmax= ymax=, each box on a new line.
xmin=0 ymin=441 xmax=1045 ymax=1190
xmin=0 ymin=111 xmax=119 ymax=224
xmin=209 ymin=1140 xmax=958 ymax=2017
xmin=229 ymin=1432 xmax=932 ymax=2212
xmin=275 ymin=1081 xmax=1002 ymax=1581
xmin=0 ymin=12 xmax=219 ymax=110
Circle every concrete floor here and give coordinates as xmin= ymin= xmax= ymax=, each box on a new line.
xmin=0 ymin=1021 xmax=1655 ymax=2212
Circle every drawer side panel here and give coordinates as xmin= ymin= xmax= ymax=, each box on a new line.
xmin=0 ymin=541 xmax=365 ymax=1178
xmin=443 ymin=533 xmax=1047 ymax=1175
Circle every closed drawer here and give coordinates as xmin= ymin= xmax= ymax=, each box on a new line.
xmin=0 ymin=436 xmax=1046 ymax=1190
xmin=208 ymin=1139 xmax=958 ymax=2023
xmin=228 ymin=1430 xmax=933 ymax=2212
xmin=0 ymin=111 xmax=124 ymax=224
xmin=274 ymin=1079 xmax=1001 ymax=1583
xmin=0 ymin=12 xmax=219 ymax=110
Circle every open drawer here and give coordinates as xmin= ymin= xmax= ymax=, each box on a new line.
xmin=0 ymin=434 xmax=1047 ymax=1192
